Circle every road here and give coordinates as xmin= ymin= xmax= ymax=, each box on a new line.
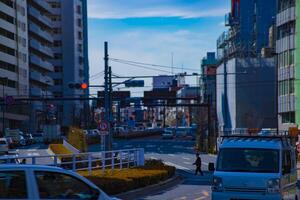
xmin=89 ymin=137 xmax=216 ymax=200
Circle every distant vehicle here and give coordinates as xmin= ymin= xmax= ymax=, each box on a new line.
xmin=161 ymin=130 xmax=174 ymax=140
xmin=210 ymin=135 xmax=297 ymax=200
xmin=113 ymin=127 xmax=126 ymax=135
xmin=5 ymin=129 xmax=26 ymax=146
xmin=20 ymin=133 xmax=34 ymax=145
xmin=0 ymin=138 xmax=9 ymax=154
xmin=0 ymin=165 xmax=120 ymax=200
xmin=32 ymin=132 xmax=44 ymax=143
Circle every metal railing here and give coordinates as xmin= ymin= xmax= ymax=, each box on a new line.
xmin=0 ymin=148 xmax=145 ymax=175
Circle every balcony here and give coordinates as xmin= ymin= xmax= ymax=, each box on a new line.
xmin=29 ymin=39 xmax=53 ymax=58
xmin=29 ymin=23 xmax=53 ymax=43
xmin=276 ymin=6 xmax=295 ymax=27
xmin=32 ymin=0 xmax=52 ymax=14
xmin=30 ymin=70 xmax=54 ymax=86
xmin=279 ymin=94 xmax=295 ymax=113
xmin=28 ymin=6 xmax=52 ymax=28
xmin=276 ymin=34 xmax=295 ymax=53
xmin=30 ymin=54 xmax=54 ymax=72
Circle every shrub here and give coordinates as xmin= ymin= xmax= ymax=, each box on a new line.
xmin=78 ymin=160 xmax=175 ymax=195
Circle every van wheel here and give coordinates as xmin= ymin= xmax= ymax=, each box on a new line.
xmin=296 ymin=195 xmax=298 ymax=200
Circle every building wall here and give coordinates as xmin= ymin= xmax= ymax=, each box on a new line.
xmin=27 ymin=0 xmax=54 ymax=131
xmin=0 ymin=0 xmax=29 ymax=133
xmin=296 ymin=0 xmax=300 ymax=126
xmin=277 ymin=0 xmax=297 ymax=130
xmin=217 ymin=58 xmax=276 ymax=133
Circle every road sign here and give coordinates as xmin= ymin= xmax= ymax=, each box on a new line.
xmin=98 ymin=121 xmax=109 ymax=135
xmin=5 ymin=96 xmax=14 ymax=106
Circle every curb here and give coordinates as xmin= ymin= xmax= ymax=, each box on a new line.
xmin=115 ymin=175 xmax=183 ymax=200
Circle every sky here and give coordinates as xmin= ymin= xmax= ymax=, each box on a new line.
xmin=87 ymin=0 xmax=230 ymax=96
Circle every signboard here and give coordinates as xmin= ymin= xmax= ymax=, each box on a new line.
xmin=5 ymin=96 xmax=14 ymax=106
xmin=289 ymin=127 xmax=298 ymax=138
xmin=98 ymin=121 xmax=109 ymax=135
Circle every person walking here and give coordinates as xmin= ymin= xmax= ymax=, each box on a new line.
xmin=193 ymin=153 xmax=203 ymax=176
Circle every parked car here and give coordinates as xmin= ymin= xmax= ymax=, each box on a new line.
xmin=0 ymin=165 xmax=121 ymax=200
xmin=0 ymin=138 xmax=9 ymax=154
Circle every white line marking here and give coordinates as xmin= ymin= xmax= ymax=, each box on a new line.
xmin=150 ymin=156 xmax=157 ymax=160
xmin=182 ymin=157 xmax=191 ymax=160
xmin=164 ymin=161 xmax=191 ymax=171
xmin=183 ymin=161 xmax=191 ymax=165
xmin=168 ymin=154 xmax=175 ymax=157
xmin=202 ymin=162 xmax=208 ymax=166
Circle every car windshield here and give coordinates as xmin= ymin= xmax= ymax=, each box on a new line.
xmin=0 ymin=141 xmax=6 ymax=145
xmin=217 ymin=148 xmax=279 ymax=173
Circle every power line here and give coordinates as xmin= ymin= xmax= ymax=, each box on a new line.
xmin=110 ymin=58 xmax=198 ymax=72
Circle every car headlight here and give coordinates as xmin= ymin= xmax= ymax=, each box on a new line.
xmin=267 ymin=178 xmax=280 ymax=194
xmin=212 ymin=176 xmax=223 ymax=192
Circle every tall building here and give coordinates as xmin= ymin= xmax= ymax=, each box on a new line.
xmin=47 ymin=0 xmax=89 ymax=128
xmin=216 ymin=0 xmax=277 ymax=134
xmin=27 ymin=0 xmax=54 ymax=131
xmin=199 ymin=52 xmax=218 ymax=149
xmin=0 ymin=0 xmax=29 ymax=135
xmin=217 ymin=0 xmax=276 ymax=59
xmin=276 ymin=0 xmax=299 ymax=131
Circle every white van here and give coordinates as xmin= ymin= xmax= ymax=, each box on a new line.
xmin=210 ymin=135 xmax=297 ymax=200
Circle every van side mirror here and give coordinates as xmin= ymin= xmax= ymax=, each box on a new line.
xmin=208 ymin=162 xmax=215 ymax=172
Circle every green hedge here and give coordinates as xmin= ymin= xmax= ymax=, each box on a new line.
xmin=78 ymin=159 xmax=175 ymax=195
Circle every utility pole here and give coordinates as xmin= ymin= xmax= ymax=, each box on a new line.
xmin=108 ymin=66 xmax=112 ymax=150
xmin=1 ymin=77 xmax=7 ymax=138
xmin=104 ymin=41 xmax=109 ymax=151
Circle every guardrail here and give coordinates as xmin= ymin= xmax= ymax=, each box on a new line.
xmin=0 ymin=148 xmax=144 ymax=175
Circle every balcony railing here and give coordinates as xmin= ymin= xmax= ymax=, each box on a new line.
xmin=30 ymin=54 xmax=54 ymax=72
xmin=29 ymin=39 xmax=53 ymax=58
xmin=29 ymin=22 xmax=53 ymax=43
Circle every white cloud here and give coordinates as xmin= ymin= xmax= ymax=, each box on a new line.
xmin=88 ymin=0 xmax=228 ymax=19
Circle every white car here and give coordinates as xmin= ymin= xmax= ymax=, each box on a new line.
xmin=0 ymin=165 xmax=121 ymax=200
xmin=0 ymin=138 xmax=9 ymax=154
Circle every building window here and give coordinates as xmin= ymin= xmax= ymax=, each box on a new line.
xmin=77 ymin=5 xmax=82 ymax=14
xmin=53 ymin=40 xmax=62 ymax=47
xmin=0 ymin=60 xmax=17 ymax=72
xmin=54 ymin=66 xmax=63 ymax=72
xmin=49 ymin=2 xmax=61 ymax=8
xmin=78 ymin=56 xmax=83 ymax=64
xmin=54 ymin=53 xmax=62 ymax=59
xmin=282 ymin=112 xmax=295 ymax=124
xmin=0 ymin=0 xmax=14 ymax=8
xmin=54 ymin=79 xmax=63 ymax=85
xmin=51 ymin=15 xmax=61 ymax=21
xmin=78 ymin=31 xmax=82 ymax=40
xmin=78 ymin=44 xmax=82 ymax=52
xmin=0 ymin=27 xmax=15 ymax=40
xmin=77 ymin=18 xmax=82 ymax=27
xmin=0 ymin=43 xmax=15 ymax=56
xmin=0 ymin=10 xmax=15 ymax=24
xmin=53 ymin=28 xmax=62 ymax=34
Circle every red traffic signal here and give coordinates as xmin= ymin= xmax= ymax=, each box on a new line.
xmin=81 ymin=83 xmax=88 ymax=90
xmin=68 ymin=82 xmax=88 ymax=90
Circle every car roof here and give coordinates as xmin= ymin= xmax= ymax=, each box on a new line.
xmin=0 ymin=138 xmax=7 ymax=141
xmin=220 ymin=137 xmax=286 ymax=149
xmin=0 ymin=164 xmax=63 ymax=171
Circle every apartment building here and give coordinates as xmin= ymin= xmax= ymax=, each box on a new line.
xmin=47 ymin=0 xmax=89 ymax=128
xmin=27 ymin=0 xmax=54 ymax=131
xmin=0 ymin=0 xmax=29 ymax=135
xmin=276 ymin=0 xmax=299 ymax=131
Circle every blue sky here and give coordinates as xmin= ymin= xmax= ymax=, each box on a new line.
xmin=87 ymin=0 xmax=230 ymax=96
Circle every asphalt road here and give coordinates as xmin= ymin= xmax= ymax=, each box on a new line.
xmin=90 ymin=137 xmax=217 ymax=200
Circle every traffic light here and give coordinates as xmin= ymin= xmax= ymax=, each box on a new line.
xmin=68 ymin=82 xmax=88 ymax=90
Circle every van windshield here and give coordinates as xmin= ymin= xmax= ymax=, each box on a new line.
xmin=217 ymin=148 xmax=279 ymax=173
